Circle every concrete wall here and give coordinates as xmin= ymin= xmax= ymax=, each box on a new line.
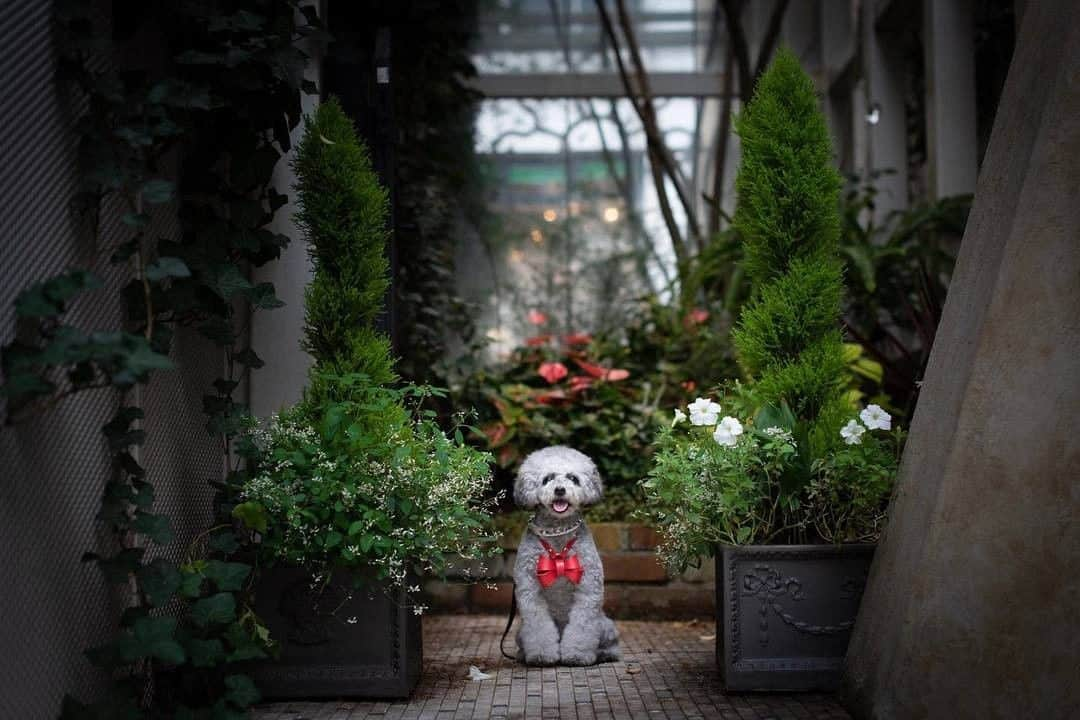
xmin=843 ymin=2 xmax=1080 ymax=717
xmin=247 ymin=4 xmax=323 ymax=419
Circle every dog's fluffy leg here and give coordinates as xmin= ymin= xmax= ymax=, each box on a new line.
xmin=514 ymin=536 xmax=561 ymax=666
xmin=557 ymin=533 xmax=617 ymax=666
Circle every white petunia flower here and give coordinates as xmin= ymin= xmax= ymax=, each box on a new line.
xmin=672 ymin=408 xmax=687 ymax=427
xmin=713 ymin=417 xmax=744 ymax=447
xmin=840 ymin=419 xmax=866 ymax=445
xmin=860 ymin=404 xmax=892 ymax=431
xmin=688 ymin=397 xmax=722 ymax=426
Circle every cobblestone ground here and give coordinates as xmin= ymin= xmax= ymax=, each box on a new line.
xmin=254 ymin=615 xmax=851 ymax=720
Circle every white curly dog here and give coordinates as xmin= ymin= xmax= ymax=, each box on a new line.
xmin=512 ymin=446 xmax=621 ymax=666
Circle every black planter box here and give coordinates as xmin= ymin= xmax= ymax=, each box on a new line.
xmin=716 ymin=544 xmax=874 ymax=692
xmin=249 ymin=565 xmax=421 ymax=699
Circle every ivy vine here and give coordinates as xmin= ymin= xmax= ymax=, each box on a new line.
xmin=1 ymin=1 xmax=323 ymax=717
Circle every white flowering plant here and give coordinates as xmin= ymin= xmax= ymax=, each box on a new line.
xmin=231 ymin=374 xmax=501 ymax=602
xmin=641 ymin=386 xmax=904 ymax=572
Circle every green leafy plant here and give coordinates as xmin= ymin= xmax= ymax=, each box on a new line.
xmin=642 ymin=390 xmax=903 ymax=570
xmin=236 ymin=378 xmax=499 ymax=591
xmin=640 ymin=50 xmax=903 ymax=570
xmin=728 ymin=47 xmax=847 ymax=445
xmin=0 ymin=3 xmax=323 ymax=717
xmin=233 ymin=99 xmax=498 ymax=602
xmin=839 ymin=179 xmax=970 ymax=422
xmin=294 ymin=98 xmax=395 ymax=394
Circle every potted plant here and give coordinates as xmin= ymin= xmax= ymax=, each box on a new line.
xmin=231 ymin=99 xmax=499 ymax=698
xmin=639 ymin=50 xmax=904 ymax=692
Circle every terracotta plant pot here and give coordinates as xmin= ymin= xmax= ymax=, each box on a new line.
xmin=249 ymin=565 xmax=421 ymax=699
xmin=716 ymin=544 xmax=874 ymax=692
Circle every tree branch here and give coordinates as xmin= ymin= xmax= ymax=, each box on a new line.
xmin=754 ymin=0 xmax=791 ymax=81
xmin=612 ymin=0 xmax=702 ymax=245
xmin=719 ymin=0 xmax=752 ymax=102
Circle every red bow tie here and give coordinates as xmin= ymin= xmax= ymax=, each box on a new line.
xmin=536 ymin=537 xmax=584 ymax=588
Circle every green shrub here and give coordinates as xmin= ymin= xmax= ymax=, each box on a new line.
xmin=235 ymin=100 xmax=498 ymax=598
xmin=640 ymin=51 xmax=903 ymax=564
xmin=294 ymin=97 xmax=395 ymax=394
xmin=730 ymin=47 xmax=847 ymax=440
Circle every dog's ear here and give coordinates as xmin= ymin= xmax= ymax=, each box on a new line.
xmin=514 ymin=467 xmax=541 ymax=508
xmin=582 ymin=460 xmax=604 ymax=505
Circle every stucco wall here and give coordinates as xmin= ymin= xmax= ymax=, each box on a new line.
xmin=842 ymin=2 xmax=1080 ymax=717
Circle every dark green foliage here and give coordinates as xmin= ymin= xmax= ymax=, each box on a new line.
xmin=839 ymin=181 xmax=970 ymax=422
xmin=731 ymin=48 xmax=847 ymax=439
xmin=0 ymin=2 xmax=317 ymax=717
xmin=731 ymin=49 xmax=842 ymax=285
xmin=294 ymin=98 xmax=395 ymax=391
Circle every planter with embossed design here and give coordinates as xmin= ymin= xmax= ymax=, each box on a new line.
xmin=716 ymin=543 xmax=875 ymax=692
xmin=248 ymin=565 xmax=421 ymax=698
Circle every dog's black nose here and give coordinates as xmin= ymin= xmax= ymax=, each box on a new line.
xmin=554 ymin=486 xmax=566 ymax=497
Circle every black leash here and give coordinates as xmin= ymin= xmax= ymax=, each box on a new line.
xmin=498 ymin=583 xmax=518 ymax=661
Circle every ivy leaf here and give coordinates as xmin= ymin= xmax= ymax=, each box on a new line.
xmin=0 ymin=372 xmax=54 ymax=401
xmin=207 ymin=529 xmax=239 ymax=555
xmin=95 ymin=548 xmax=145 ymax=583
xmin=145 ymin=257 xmax=191 ymax=282
xmin=120 ymin=616 xmax=185 ymax=664
xmin=244 ymin=282 xmax=284 ymax=309
xmin=232 ymin=501 xmax=268 ymax=533
xmin=203 ymin=560 xmax=250 ymax=592
xmin=189 ymin=592 xmax=236 ymax=627
xmin=140 ymin=179 xmax=175 ymax=204
xmin=133 ymin=511 xmax=174 ymax=545
xmin=212 ymin=377 xmax=239 ymax=395
xmin=234 ymin=347 xmax=264 ymax=368
xmin=14 ymin=270 xmax=102 ymax=317
xmin=223 ymin=622 xmax=269 ymax=662
xmin=197 ymin=317 xmax=236 ymax=345
xmin=206 ymin=264 xmax=253 ymax=300
xmin=138 ymin=559 xmax=182 ymax=607
xmin=224 ymin=674 xmax=261 ymax=708
xmin=186 ymin=638 xmax=225 ymax=668
xmin=178 ymin=569 xmax=204 ymax=599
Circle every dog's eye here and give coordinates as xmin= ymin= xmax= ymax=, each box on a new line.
xmin=542 ymin=473 xmax=555 ymax=485
xmin=567 ymin=473 xmax=580 ymax=486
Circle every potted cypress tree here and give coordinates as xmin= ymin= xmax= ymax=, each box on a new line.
xmin=641 ymin=50 xmax=903 ymax=691
xmin=233 ymin=99 xmax=499 ymax=698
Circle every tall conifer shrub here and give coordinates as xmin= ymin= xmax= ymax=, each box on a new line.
xmin=294 ymin=98 xmax=395 ymax=397
xmin=731 ymin=48 xmax=846 ymax=442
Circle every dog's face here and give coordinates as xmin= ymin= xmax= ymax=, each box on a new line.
xmin=513 ymin=446 xmax=603 ymax=517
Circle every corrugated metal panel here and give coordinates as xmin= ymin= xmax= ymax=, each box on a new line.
xmin=0 ymin=2 xmax=224 ymax=716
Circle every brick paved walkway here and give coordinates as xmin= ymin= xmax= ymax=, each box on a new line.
xmin=253 ymin=615 xmax=851 ymax=720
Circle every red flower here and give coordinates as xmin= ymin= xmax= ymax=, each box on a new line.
xmin=563 ymin=332 xmax=593 ymax=346
xmin=536 ymin=389 xmax=569 ymax=405
xmin=525 ymin=334 xmax=552 ymax=347
xmin=527 ymin=310 xmax=548 ymax=326
xmin=538 ymin=362 xmax=569 ymax=384
xmin=574 ymin=359 xmax=630 ymax=382
xmin=681 ymin=380 xmax=697 ymax=393
xmin=568 ymin=375 xmax=593 ymax=393
xmin=684 ymin=308 xmax=709 ymax=327
xmin=483 ymin=422 xmax=509 ymax=447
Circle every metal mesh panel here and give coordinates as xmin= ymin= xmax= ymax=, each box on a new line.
xmin=0 ymin=1 xmax=225 ymax=716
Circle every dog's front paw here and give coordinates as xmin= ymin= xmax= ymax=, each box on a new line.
xmin=559 ymin=649 xmax=598 ymax=666
xmin=524 ymin=648 xmax=560 ymax=666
